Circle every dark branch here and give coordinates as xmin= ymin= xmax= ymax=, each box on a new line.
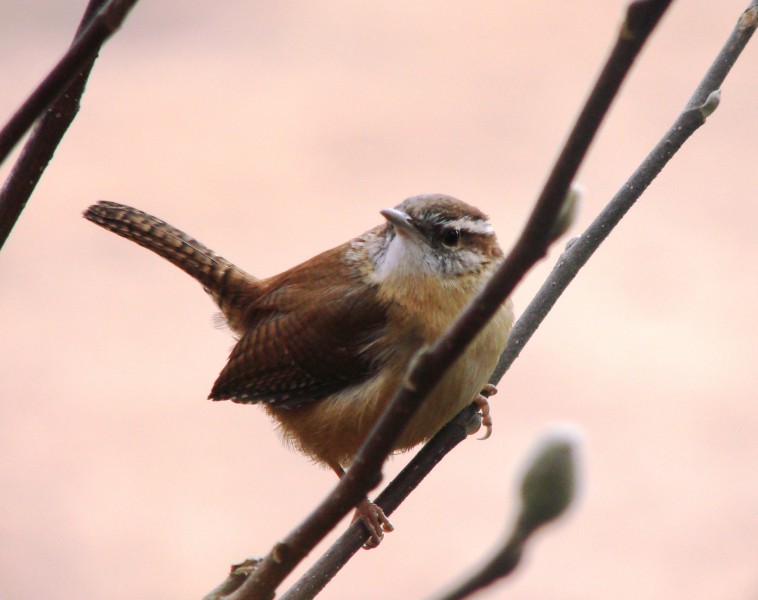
xmin=224 ymin=2 xmax=673 ymax=598
xmin=0 ymin=0 xmax=141 ymax=250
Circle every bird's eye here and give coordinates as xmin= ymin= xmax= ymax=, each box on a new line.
xmin=441 ymin=228 xmax=461 ymax=247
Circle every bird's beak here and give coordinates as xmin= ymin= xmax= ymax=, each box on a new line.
xmin=380 ymin=208 xmax=425 ymax=242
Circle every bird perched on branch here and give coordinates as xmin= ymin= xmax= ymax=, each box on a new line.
xmin=84 ymin=194 xmax=514 ymax=546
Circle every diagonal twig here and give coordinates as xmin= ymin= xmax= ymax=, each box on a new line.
xmin=0 ymin=0 xmax=142 ymax=250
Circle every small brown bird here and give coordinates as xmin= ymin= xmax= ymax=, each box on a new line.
xmin=84 ymin=195 xmax=513 ymax=546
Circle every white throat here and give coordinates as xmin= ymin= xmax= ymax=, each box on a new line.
xmin=373 ymin=234 xmax=435 ymax=282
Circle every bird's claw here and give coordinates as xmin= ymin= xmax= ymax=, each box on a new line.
xmin=473 ymin=384 xmax=496 ymax=440
xmin=354 ymin=498 xmax=394 ymax=549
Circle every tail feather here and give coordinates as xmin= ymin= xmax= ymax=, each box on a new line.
xmin=84 ymin=201 xmax=258 ymax=332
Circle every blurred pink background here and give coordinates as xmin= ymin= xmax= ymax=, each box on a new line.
xmin=1 ymin=1 xmax=757 ymax=598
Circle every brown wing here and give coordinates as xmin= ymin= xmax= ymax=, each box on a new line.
xmin=209 ymin=248 xmax=388 ymax=409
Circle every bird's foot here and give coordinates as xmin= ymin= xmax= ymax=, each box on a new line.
xmin=472 ymin=384 xmax=496 ymax=440
xmin=353 ymin=498 xmax=394 ymax=549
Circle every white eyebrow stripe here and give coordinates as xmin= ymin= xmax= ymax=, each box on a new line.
xmin=444 ymin=218 xmax=493 ymax=235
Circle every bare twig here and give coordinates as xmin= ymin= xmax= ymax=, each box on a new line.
xmin=204 ymin=559 xmax=263 ymax=600
xmin=491 ymin=0 xmax=758 ymax=384
xmin=0 ymin=0 xmax=141 ymax=250
xmin=223 ymin=2 xmax=673 ymax=598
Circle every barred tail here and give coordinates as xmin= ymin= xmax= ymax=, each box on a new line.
xmin=84 ymin=201 xmax=258 ymax=331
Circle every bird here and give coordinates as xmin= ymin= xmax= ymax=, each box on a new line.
xmin=83 ymin=194 xmax=514 ymax=547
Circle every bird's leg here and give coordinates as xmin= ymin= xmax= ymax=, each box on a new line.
xmin=471 ymin=383 xmax=497 ymax=440
xmin=330 ymin=464 xmax=394 ymax=549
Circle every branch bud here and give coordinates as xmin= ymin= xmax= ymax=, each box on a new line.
xmin=515 ymin=425 xmax=580 ymax=537
xmin=548 ymin=183 xmax=583 ymax=243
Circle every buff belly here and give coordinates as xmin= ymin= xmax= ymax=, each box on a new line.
xmin=267 ymin=301 xmax=513 ymax=468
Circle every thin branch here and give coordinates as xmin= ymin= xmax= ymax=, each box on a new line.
xmin=0 ymin=0 xmax=142 ymax=250
xmin=491 ymin=0 xmax=758 ymax=384
xmin=204 ymin=559 xmax=263 ymax=600
xmin=223 ymin=2 xmax=673 ymax=598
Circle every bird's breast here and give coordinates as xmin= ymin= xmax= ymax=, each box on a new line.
xmin=268 ymin=269 xmax=513 ymax=468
